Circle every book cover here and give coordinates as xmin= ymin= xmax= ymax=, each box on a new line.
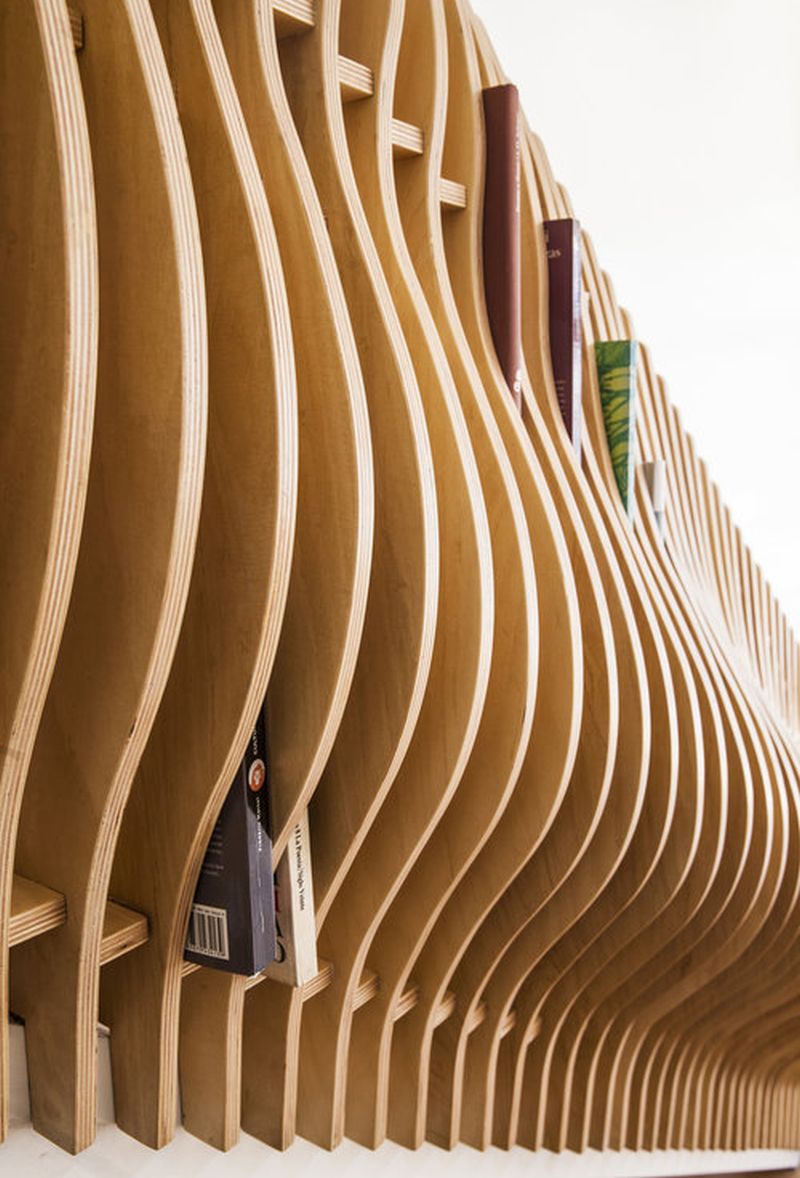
xmin=263 ymin=809 xmax=318 ymax=987
xmin=642 ymin=458 xmax=667 ymax=537
xmin=184 ymin=707 xmax=276 ymax=976
xmin=482 ymin=83 xmax=523 ymax=412
xmin=594 ymin=339 xmax=638 ymax=520
xmin=544 ymin=217 xmax=582 ymax=454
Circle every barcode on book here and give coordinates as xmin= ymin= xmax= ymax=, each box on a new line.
xmin=186 ymin=904 xmax=230 ymax=961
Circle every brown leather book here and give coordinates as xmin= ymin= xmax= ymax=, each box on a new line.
xmin=482 ymin=83 xmax=523 ymax=413
xmin=544 ymin=217 xmax=582 ymax=455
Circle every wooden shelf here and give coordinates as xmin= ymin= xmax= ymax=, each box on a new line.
xmin=2 ymin=0 xmax=799 ymax=1164
xmin=9 ymin=877 xmax=66 ymax=947
xmin=272 ymin=0 xmax=315 ymax=40
xmin=391 ymin=118 xmax=424 ymax=158
xmin=338 ymin=55 xmax=374 ymax=103
xmin=439 ymin=177 xmax=467 ymax=209
xmin=99 ymin=903 xmax=149 ymax=967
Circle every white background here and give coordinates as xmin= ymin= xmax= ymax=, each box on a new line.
xmin=471 ymin=0 xmax=800 ymax=632
xmin=6 ymin=2 xmax=800 ymax=1174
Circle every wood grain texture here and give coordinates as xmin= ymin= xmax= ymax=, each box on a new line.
xmin=0 ymin=0 xmax=97 ymax=1143
xmin=2 ymin=0 xmax=799 ymax=1159
xmin=9 ymin=0 xmax=207 ymax=1154
xmin=95 ymin=0 xmax=300 ymax=1152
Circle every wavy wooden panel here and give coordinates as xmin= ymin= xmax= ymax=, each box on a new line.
xmin=0 ymin=0 xmax=97 ymax=1143
xmin=8 ymin=0 xmax=207 ymax=1153
xmin=1 ymin=0 xmax=798 ymax=1161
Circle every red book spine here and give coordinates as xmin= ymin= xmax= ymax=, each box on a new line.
xmin=544 ymin=217 xmax=582 ymax=456
xmin=482 ymin=84 xmax=522 ymax=413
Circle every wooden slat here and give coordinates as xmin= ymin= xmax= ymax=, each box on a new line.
xmin=68 ymin=6 xmax=83 ymax=50
xmin=499 ymin=1009 xmax=516 ymax=1039
xmin=439 ymin=177 xmax=467 ymax=210
xmin=465 ymin=1000 xmax=488 ymax=1035
xmin=391 ymin=118 xmax=424 ymax=158
xmin=392 ymin=982 xmax=420 ymax=1022
xmin=99 ymin=902 xmax=148 ymax=967
xmin=9 ymin=876 xmax=66 ymax=947
xmin=433 ymin=990 xmax=457 ymax=1028
xmin=272 ymin=0 xmax=314 ymax=40
xmin=300 ymin=960 xmax=334 ymax=1001
xmin=352 ymin=968 xmax=380 ymax=1012
xmin=338 ymin=55 xmax=374 ymax=102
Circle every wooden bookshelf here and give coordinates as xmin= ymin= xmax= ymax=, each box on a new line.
xmin=0 ymin=0 xmax=797 ymax=1164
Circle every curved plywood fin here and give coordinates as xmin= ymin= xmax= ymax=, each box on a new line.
xmin=9 ymin=0 xmax=207 ymax=1154
xmin=95 ymin=0 xmax=299 ymax=1151
xmin=1 ymin=0 xmax=799 ymax=1160
xmin=0 ymin=0 xmax=97 ymax=1142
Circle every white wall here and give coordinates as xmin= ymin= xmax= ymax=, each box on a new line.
xmin=471 ymin=0 xmax=800 ymax=632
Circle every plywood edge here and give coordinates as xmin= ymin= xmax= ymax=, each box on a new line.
xmin=9 ymin=876 xmax=66 ymax=947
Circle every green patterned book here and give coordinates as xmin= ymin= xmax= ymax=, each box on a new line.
xmin=594 ymin=340 xmax=638 ymax=519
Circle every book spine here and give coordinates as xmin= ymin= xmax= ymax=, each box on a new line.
xmin=482 ymin=83 xmax=523 ymax=413
xmin=264 ymin=809 xmax=318 ymax=987
xmin=544 ymin=217 xmax=582 ymax=454
xmin=246 ymin=708 xmax=277 ymax=974
xmin=594 ymin=339 xmax=638 ymax=520
xmin=184 ymin=706 xmax=276 ymax=976
xmin=642 ymin=458 xmax=667 ymax=537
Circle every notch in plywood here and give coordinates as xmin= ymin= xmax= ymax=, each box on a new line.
xmin=99 ymin=901 xmax=149 ymax=966
xmin=391 ymin=118 xmax=424 ymax=158
xmin=339 ymin=55 xmax=374 ymax=102
xmin=439 ymin=177 xmax=467 ymax=210
xmin=9 ymin=875 xmax=66 ymax=947
xmin=272 ymin=0 xmax=315 ymax=39
xmin=68 ymin=6 xmax=84 ymax=50
xmin=352 ymin=968 xmax=380 ymax=1011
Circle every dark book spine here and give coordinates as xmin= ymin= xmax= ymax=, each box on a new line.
xmin=544 ymin=217 xmax=582 ymax=455
xmin=184 ymin=705 xmax=276 ymax=976
xmin=482 ymin=83 xmax=522 ymax=413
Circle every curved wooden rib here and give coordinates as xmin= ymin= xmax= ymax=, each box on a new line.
xmin=447 ymin=141 xmax=666 ymax=1164
xmin=2 ymin=0 xmax=799 ymax=1159
xmin=329 ymin=1 xmax=599 ymax=1157
xmin=270 ymin=0 xmax=494 ymax=1150
xmin=93 ymin=0 xmax=300 ymax=1150
xmin=0 ymin=0 xmax=97 ymax=1142
xmin=415 ymin=0 xmax=638 ymax=1154
xmin=8 ymin=0 xmax=207 ymax=1153
xmin=338 ymin=0 xmax=538 ymax=1150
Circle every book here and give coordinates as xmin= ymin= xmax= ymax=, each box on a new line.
xmin=263 ymin=808 xmax=318 ymax=987
xmin=543 ymin=217 xmax=582 ymax=454
xmin=594 ymin=340 xmax=638 ymax=520
xmin=184 ymin=706 xmax=276 ymax=976
xmin=481 ymin=83 xmax=523 ymax=413
xmin=642 ymin=458 xmax=667 ymax=538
